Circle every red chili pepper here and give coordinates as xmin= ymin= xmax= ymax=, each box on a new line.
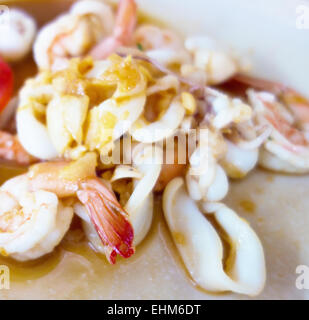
xmin=0 ymin=57 xmax=14 ymax=113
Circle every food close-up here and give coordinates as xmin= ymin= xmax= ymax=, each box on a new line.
xmin=0 ymin=0 xmax=308 ymax=300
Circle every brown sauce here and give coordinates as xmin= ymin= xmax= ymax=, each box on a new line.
xmin=239 ymin=199 xmax=256 ymax=214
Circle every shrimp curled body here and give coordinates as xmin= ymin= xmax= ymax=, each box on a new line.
xmin=0 ymin=175 xmax=73 ymax=261
xmin=0 ymin=153 xmax=134 ymax=263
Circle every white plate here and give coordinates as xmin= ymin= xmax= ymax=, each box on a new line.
xmin=0 ymin=0 xmax=308 ymax=299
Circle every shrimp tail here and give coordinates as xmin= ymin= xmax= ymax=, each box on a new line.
xmin=77 ymin=178 xmax=134 ymax=264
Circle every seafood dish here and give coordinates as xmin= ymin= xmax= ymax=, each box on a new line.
xmin=0 ymin=0 xmax=308 ymax=299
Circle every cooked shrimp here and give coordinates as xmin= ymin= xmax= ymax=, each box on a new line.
xmin=0 ymin=174 xmax=73 ymax=261
xmin=249 ymin=90 xmax=309 ymax=173
xmin=34 ymin=0 xmax=115 ymax=70
xmin=232 ymin=74 xmax=309 ymax=173
xmin=231 ymin=73 xmax=309 ymax=134
xmin=134 ymin=25 xmax=183 ymax=51
xmin=76 ymin=143 xmax=162 ymax=250
xmin=133 ymin=25 xmax=191 ymax=66
xmin=25 ymin=153 xmax=134 ymax=264
xmin=0 ymin=8 xmax=36 ymax=62
xmin=0 ymin=131 xmax=36 ymax=165
xmin=90 ymin=0 xmax=137 ymax=59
